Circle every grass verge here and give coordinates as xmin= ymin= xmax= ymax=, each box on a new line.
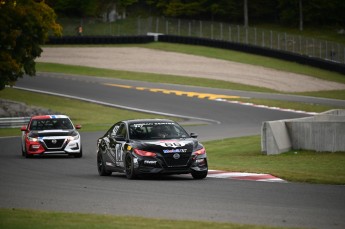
xmin=137 ymin=42 xmax=345 ymax=85
xmin=36 ymin=62 xmax=276 ymax=93
xmin=0 ymin=208 xmax=291 ymax=229
xmin=40 ymin=42 xmax=345 ymax=100
xmin=203 ymin=136 xmax=345 ymax=185
xmin=0 ymin=88 xmax=174 ymax=134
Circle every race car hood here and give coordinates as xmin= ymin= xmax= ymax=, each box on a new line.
xmin=131 ymin=138 xmax=199 ymax=154
xmin=28 ymin=129 xmax=77 ymax=138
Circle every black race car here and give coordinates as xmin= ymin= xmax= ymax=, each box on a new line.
xmin=96 ymin=119 xmax=208 ymax=179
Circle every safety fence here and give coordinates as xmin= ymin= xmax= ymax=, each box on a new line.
xmin=0 ymin=117 xmax=30 ymax=128
xmin=57 ymin=17 xmax=345 ymax=65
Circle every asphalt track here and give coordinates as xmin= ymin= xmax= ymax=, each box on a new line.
xmin=1 ymin=73 xmax=345 ymax=228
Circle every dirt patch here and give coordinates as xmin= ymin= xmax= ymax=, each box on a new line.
xmin=38 ymin=47 xmax=345 ymax=92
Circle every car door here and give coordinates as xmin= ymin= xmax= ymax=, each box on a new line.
xmin=101 ymin=123 xmax=120 ymax=166
xmin=109 ymin=123 xmax=127 ymax=168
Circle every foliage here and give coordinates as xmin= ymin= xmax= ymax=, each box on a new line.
xmin=0 ymin=0 xmax=61 ymax=90
xmin=45 ymin=0 xmax=345 ymax=29
xmin=46 ymin=0 xmax=138 ymax=17
xmin=45 ymin=0 xmax=99 ymax=17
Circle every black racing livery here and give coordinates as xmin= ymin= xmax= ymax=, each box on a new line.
xmin=96 ymin=119 xmax=208 ymax=179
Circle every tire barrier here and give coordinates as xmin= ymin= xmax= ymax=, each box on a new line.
xmin=158 ymin=35 xmax=345 ymax=75
xmin=47 ymin=35 xmax=155 ymax=45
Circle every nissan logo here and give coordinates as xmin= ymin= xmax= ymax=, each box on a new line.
xmin=173 ymin=153 xmax=180 ymax=159
xmin=51 ymin=139 xmax=57 ymax=144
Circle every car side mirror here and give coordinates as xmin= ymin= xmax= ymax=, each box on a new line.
xmin=20 ymin=126 xmax=27 ymax=131
xmin=75 ymin=124 xmax=82 ymax=129
xmin=190 ymin=133 xmax=198 ymax=138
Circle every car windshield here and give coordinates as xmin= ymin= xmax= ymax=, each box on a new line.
xmin=29 ymin=118 xmax=74 ymax=130
xmin=129 ymin=122 xmax=189 ymax=140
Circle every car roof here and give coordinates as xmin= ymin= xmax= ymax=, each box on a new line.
xmin=31 ymin=115 xmax=70 ymax=120
xmin=123 ymin=119 xmax=175 ymax=124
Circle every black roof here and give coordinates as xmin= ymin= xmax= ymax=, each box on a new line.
xmin=123 ymin=119 xmax=176 ymax=124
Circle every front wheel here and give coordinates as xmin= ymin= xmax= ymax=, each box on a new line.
xmin=97 ymin=151 xmax=111 ymax=176
xmin=125 ymin=154 xmax=137 ymax=179
xmin=191 ymin=170 xmax=208 ymax=179
xmin=73 ymin=148 xmax=83 ymax=158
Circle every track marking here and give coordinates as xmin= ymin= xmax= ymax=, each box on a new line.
xmin=207 ymin=170 xmax=286 ymax=182
xmin=103 ymin=83 xmax=241 ymax=100
xmin=103 ymin=83 xmax=318 ymax=115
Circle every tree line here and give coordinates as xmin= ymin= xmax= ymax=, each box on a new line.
xmin=46 ymin=0 xmax=345 ymax=29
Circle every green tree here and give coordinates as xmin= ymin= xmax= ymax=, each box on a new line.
xmin=0 ymin=0 xmax=61 ymax=90
xmin=45 ymin=0 xmax=99 ymax=17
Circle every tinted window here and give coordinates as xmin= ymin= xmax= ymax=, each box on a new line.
xmin=129 ymin=122 xmax=188 ymax=140
xmin=109 ymin=123 xmax=120 ymax=136
xmin=30 ymin=118 xmax=74 ymax=130
xmin=116 ymin=123 xmax=127 ymax=138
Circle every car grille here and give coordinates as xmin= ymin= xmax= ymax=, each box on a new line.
xmin=163 ymin=152 xmax=191 ymax=167
xmin=43 ymin=139 xmax=66 ymax=149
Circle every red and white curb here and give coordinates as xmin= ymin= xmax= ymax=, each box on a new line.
xmin=207 ymin=170 xmax=286 ymax=182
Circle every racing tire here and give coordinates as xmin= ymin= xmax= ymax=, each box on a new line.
xmin=125 ymin=154 xmax=137 ymax=179
xmin=21 ymin=142 xmax=26 ymax=157
xmin=97 ymin=151 xmax=111 ymax=176
xmin=191 ymin=170 xmax=208 ymax=179
xmin=22 ymin=146 xmax=32 ymax=158
xmin=73 ymin=148 xmax=83 ymax=158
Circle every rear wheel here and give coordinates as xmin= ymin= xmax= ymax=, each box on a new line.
xmin=125 ymin=154 xmax=137 ymax=179
xmin=191 ymin=170 xmax=208 ymax=179
xmin=97 ymin=151 xmax=111 ymax=176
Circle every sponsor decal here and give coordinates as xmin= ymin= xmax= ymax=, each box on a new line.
xmin=163 ymin=149 xmax=187 ymax=153
xmin=127 ymin=145 xmax=132 ymax=151
xmin=144 ymin=160 xmax=157 ymax=165
xmin=147 ymin=140 xmax=191 ymax=148
xmin=106 ymin=162 xmax=114 ymax=167
xmin=133 ymin=122 xmax=175 ymax=128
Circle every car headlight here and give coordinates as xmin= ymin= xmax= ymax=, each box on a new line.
xmin=193 ymin=147 xmax=206 ymax=155
xmin=27 ymin=136 xmax=38 ymax=142
xmin=68 ymin=133 xmax=80 ymax=141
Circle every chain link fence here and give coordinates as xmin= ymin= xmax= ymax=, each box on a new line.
xmin=58 ymin=17 xmax=345 ymax=64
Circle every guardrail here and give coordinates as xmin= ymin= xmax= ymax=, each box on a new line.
xmin=0 ymin=117 xmax=30 ymax=128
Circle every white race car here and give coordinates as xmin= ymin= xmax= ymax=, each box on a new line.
xmin=21 ymin=115 xmax=82 ymax=158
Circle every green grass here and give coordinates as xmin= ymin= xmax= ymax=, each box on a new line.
xmin=226 ymin=98 xmax=344 ymax=113
xmin=0 ymin=208 xmax=293 ymax=229
xmin=36 ymin=62 xmax=276 ymax=93
xmin=203 ymin=136 xmax=345 ymax=185
xmin=138 ymin=43 xmax=345 ymax=85
xmin=256 ymin=23 xmax=345 ymax=45
xmin=0 ymin=88 xmax=174 ymax=134
xmin=39 ymin=42 xmax=345 ymax=101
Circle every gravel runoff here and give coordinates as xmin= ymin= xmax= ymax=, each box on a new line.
xmin=0 ymin=99 xmax=55 ymax=118
xmin=38 ymin=47 xmax=345 ymax=93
